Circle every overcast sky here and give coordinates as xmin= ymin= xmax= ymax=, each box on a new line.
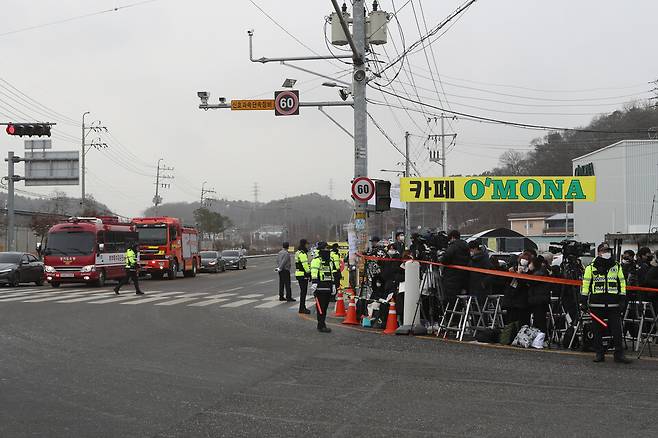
xmin=1 ymin=0 xmax=657 ymax=218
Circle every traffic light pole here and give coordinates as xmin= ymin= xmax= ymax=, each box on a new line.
xmin=6 ymin=151 xmax=16 ymax=251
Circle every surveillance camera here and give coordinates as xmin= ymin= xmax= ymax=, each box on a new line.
xmin=197 ymin=91 xmax=209 ymax=105
xmin=247 ymin=29 xmax=254 ymax=36
xmin=219 ymin=97 xmax=226 ymax=104
xmin=339 ymin=88 xmax=351 ymax=101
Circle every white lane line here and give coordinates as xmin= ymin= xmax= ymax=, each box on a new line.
xmin=88 ymin=295 xmax=144 ymax=304
xmin=168 ymin=292 xmax=208 ymax=298
xmin=254 ymin=300 xmax=288 ymax=309
xmin=0 ymin=291 xmax=42 ymax=300
xmin=257 ymin=279 xmax=275 ymax=284
xmin=21 ymin=290 xmax=98 ymax=302
xmin=220 ymin=299 xmax=259 ymax=308
xmin=154 ymin=297 xmax=200 ymax=306
xmin=187 ymin=298 xmax=230 ymax=307
xmin=57 ymin=295 xmax=113 ymax=303
xmin=218 ymin=287 xmax=243 ymax=293
xmin=120 ymin=296 xmax=175 ymax=305
xmin=240 ymin=293 xmax=264 ymax=299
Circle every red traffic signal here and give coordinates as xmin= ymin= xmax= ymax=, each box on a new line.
xmin=5 ymin=123 xmax=51 ymax=137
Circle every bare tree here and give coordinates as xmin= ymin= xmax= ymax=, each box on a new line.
xmin=498 ymin=149 xmax=527 ymax=175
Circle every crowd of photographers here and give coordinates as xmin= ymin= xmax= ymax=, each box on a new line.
xmin=365 ymin=229 xmax=658 ymax=342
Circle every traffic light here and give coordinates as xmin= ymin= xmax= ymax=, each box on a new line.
xmin=375 ymin=179 xmax=391 ymax=212
xmin=5 ymin=123 xmax=51 ymax=137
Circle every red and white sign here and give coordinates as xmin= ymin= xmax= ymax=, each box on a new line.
xmin=351 ymin=177 xmax=375 ymax=202
xmin=274 ymin=90 xmax=299 ymax=116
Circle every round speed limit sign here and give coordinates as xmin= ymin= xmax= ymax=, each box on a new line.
xmin=274 ymin=90 xmax=299 ymax=116
xmin=352 ymin=177 xmax=375 ymax=202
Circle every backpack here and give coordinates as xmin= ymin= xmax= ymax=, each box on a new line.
xmin=475 ymin=328 xmax=501 ymax=344
xmin=499 ymin=321 xmax=521 ymax=345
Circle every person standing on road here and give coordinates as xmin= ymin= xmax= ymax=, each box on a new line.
xmin=330 ymin=243 xmax=343 ymax=295
xmin=581 ymin=242 xmax=631 ymax=364
xmin=114 ymin=244 xmax=144 ymax=295
xmin=295 ymin=239 xmax=311 ymax=313
xmin=276 ymin=242 xmax=294 ymax=302
xmin=310 ymin=241 xmax=336 ymax=333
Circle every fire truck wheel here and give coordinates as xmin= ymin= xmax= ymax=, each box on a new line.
xmin=184 ymin=261 xmax=197 ymax=278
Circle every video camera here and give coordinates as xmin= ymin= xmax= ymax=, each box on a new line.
xmin=411 ymin=230 xmax=449 ymax=261
xmin=549 ymin=240 xmax=594 ymax=258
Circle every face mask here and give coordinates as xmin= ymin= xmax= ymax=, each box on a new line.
xmin=519 ymin=259 xmax=529 ymax=267
xmin=518 ymin=266 xmax=528 ymax=273
xmin=601 ymin=252 xmax=612 ymax=260
xmin=622 ymin=258 xmax=631 ymax=264
xmin=528 ymin=264 xmax=535 ymax=271
xmin=388 ymin=250 xmax=398 ymax=256
xmin=651 ymin=259 xmax=658 ymax=267
xmin=470 ymin=251 xmax=476 ymax=257
xmin=398 ymin=235 xmax=404 ymax=241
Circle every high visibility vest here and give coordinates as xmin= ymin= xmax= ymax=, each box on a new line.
xmin=295 ymin=250 xmax=310 ymax=277
xmin=311 ymin=257 xmax=335 ymax=284
xmin=581 ymin=261 xmax=626 ymax=303
xmin=125 ymin=249 xmax=137 ymax=268
xmin=330 ymin=251 xmax=341 ymax=273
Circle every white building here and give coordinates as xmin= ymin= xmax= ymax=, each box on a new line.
xmin=572 ymin=140 xmax=658 ymax=245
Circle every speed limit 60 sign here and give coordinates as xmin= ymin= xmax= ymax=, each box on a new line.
xmin=274 ymin=90 xmax=299 ymax=116
xmin=352 ymin=177 xmax=375 ymax=202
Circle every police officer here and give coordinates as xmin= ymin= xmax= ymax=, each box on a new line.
xmin=581 ymin=242 xmax=631 ymax=363
xmin=114 ymin=243 xmax=144 ymax=295
xmin=310 ymin=241 xmax=336 ymax=333
xmin=330 ymin=243 xmax=343 ymax=294
xmin=295 ymin=239 xmax=311 ymax=314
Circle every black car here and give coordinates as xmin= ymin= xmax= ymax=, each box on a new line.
xmin=199 ymin=251 xmax=226 ymax=273
xmin=0 ymin=252 xmax=45 ymax=287
xmin=221 ymin=250 xmax=247 ymax=270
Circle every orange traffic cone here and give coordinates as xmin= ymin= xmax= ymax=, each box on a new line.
xmin=333 ymin=289 xmax=346 ymax=317
xmin=342 ymin=294 xmax=359 ymax=325
xmin=382 ymin=300 xmax=398 ymax=335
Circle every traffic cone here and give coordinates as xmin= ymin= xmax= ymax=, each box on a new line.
xmin=333 ymin=289 xmax=346 ymax=317
xmin=342 ymin=294 xmax=359 ymax=325
xmin=382 ymin=300 xmax=398 ymax=335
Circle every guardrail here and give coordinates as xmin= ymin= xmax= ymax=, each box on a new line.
xmin=245 ymin=254 xmax=277 ymax=259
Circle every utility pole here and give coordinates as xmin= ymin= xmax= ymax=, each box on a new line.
xmin=404 ymin=131 xmax=411 ymax=247
xmin=153 ymin=158 xmax=174 ymax=214
xmin=4 ymin=151 xmax=20 ymax=251
xmin=81 ymin=112 xmax=107 ymax=211
xmin=252 ymin=182 xmax=260 ymax=205
xmin=200 ymin=181 xmax=216 ymax=208
xmin=428 ymin=114 xmax=456 ymax=231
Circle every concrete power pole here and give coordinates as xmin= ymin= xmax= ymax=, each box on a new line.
xmin=153 ymin=158 xmax=174 ymax=214
xmin=441 ymin=114 xmax=447 ymax=231
xmin=81 ymin=112 xmax=107 ymax=211
xmin=5 ymin=151 xmax=18 ymax=251
xmin=404 ymin=131 xmax=411 ymax=247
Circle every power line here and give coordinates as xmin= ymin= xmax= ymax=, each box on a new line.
xmin=368 ymin=85 xmax=656 ymax=134
xmin=0 ymin=0 xmax=162 ymax=38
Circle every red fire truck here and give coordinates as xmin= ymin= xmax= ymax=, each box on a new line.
xmin=132 ymin=217 xmax=200 ymax=279
xmin=42 ymin=216 xmax=137 ymax=287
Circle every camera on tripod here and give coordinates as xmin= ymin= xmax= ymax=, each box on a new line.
xmin=410 ymin=230 xmax=449 ymax=261
xmin=549 ymin=240 xmax=594 ymax=259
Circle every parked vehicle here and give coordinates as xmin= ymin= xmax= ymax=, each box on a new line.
xmin=199 ymin=251 xmax=226 ymax=273
xmin=132 ymin=217 xmax=200 ymax=280
xmin=221 ymin=249 xmax=247 ymax=270
xmin=43 ymin=216 xmax=137 ymax=288
xmin=0 ymin=252 xmax=45 ymax=287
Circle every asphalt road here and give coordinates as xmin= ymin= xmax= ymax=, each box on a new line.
xmin=1 ymin=256 xmax=658 ymax=437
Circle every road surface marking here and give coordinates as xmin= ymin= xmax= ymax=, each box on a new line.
xmin=57 ymin=295 xmax=114 ymax=303
xmin=168 ymin=292 xmax=208 ymax=297
xmin=21 ymin=290 xmax=95 ymax=302
xmin=0 ymin=291 xmax=42 ymax=300
xmin=121 ymin=296 xmax=175 ymax=305
xmin=254 ymin=300 xmax=288 ymax=309
xmin=263 ymin=295 xmax=280 ymax=301
xmin=219 ymin=287 xmax=243 ymax=293
xmin=154 ymin=297 xmax=200 ymax=306
xmin=88 ymin=295 xmax=144 ymax=304
xmin=204 ymin=293 xmax=237 ymax=299
xmin=240 ymin=293 xmax=264 ymax=298
xmin=220 ymin=299 xmax=259 ymax=308
xmin=257 ymin=279 xmax=274 ymax=284
xmin=187 ymin=298 xmax=230 ymax=307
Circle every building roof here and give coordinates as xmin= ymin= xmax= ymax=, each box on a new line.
xmin=571 ymin=140 xmax=658 ymax=162
xmin=545 ymin=213 xmax=574 ymax=221
xmin=507 ymin=212 xmax=556 ymax=220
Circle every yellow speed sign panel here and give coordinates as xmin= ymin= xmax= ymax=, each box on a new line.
xmin=230 ymin=99 xmax=275 ymax=111
xmin=400 ymin=176 xmax=596 ymax=202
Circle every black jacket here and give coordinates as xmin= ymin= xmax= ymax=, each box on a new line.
xmin=468 ymin=252 xmax=492 ymax=299
xmin=502 ymin=268 xmax=529 ymax=310
xmin=440 ymin=239 xmax=469 ymax=298
xmin=527 ymin=266 xmax=551 ymax=307
xmin=645 ymin=265 xmax=658 ymax=289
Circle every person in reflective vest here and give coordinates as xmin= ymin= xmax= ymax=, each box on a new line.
xmin=295 ymin=239 xmax=311 ymax=314
xmin=310 ymin=241 xmax=336 ymax=333
xmin=114 ymin=244 xmax=144 ymax=295
xmin=581 ymin=242 xmax=630 ymax=363
xmin=330 ymin=243 xmax=343 ymax=293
